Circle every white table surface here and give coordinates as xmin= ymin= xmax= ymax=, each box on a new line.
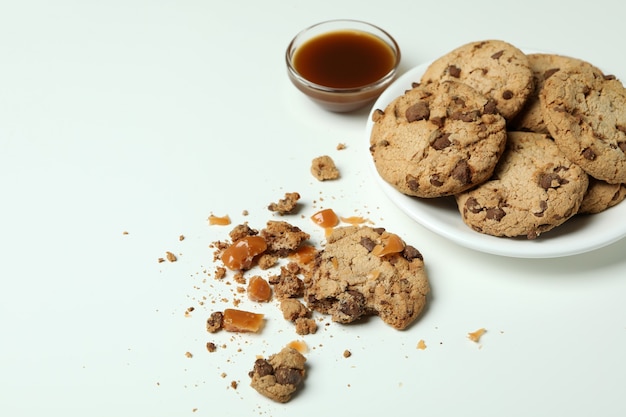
xmin=2 ymin=1 xmax=625 ymax=416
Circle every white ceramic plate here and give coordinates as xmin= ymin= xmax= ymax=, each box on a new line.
xmin=365 ymin=62 xmax=626 ymax=258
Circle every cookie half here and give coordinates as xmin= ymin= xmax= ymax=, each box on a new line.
xmin=305 ymin=226 xmax=429 ymax=330
xmin=370 ymin=80 xmax=507 ymax=198
xmin=420 ymin=40 xmax=533 ymax=120
xmin=540 ymin=68 xmax=626 ymax=184
xmin=509 ymin=53 xmax=602 ymax=134
xmin=455 ymin=131 xmax=589 ymax=239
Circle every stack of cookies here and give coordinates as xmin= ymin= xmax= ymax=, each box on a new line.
xmin=369 ymin=40 xmax=626 ymax=239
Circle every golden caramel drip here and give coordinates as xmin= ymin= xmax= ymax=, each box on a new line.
xmin=247 ymin=276 xmax=272 ymax=302
xmin=340 ymin=216 xmax=368 ymax=225
xmin=310 ymin=208 xmax=339 ymax=228
xmin=371 ymin=232 xmax=405 ymax=257
xmin=208 ymin=214 xmax=231 ymax=225
xmin=221 ymin=236 xmax=267 ymax=270
xmin=468 ymin=328 xmax=486 ymax=343
xmin=222 ymin=308 xmax=264 ymax=332
xmin=286 ymin=340 xmax=308 ymax=354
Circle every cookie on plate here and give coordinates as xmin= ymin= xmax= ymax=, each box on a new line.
xmin=369 ymin=80 xmax=507 ymax=198
xmin=305 ymin=226 xmax=429 ymax=330
xmin=420 ymin=39 xmax=533 ymax=120
xmin=455 ymin=131 xmax=589 ymax=239
xmin=578 ymin=177 xmax=626 ymax=214
xmin=540 ymin=67 xmax=626 ymax=184
xmin=509 ymin=53 xmax=602 ymax=134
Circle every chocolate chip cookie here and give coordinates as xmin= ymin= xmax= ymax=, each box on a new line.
xmin=510 ymin=53 xmax=602 ymax=134
xmin=455 ymin=131 xmax=589 ymax=239
xmin=305 ymin=225 xmax=429 ymax=330
xmin=578 ymin=177 xmax=626 ymax=214
xmin=369 ymin=80 xmax=507 ymax=198
xmin=540 ymin=67 xmax=626 ymax=184
xmin=420 ymin=40 xmax=533 ymax=120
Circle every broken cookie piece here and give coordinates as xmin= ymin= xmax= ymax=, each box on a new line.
xmin=310 ymin=155 xmax=340 ymax=181
xmin=249 ymin=347 xmax=307 ymax=403
xmin=268 ymin=192 xmax=301 ymax=214
xmin=305 ymin=225 xmax=430 ymax=330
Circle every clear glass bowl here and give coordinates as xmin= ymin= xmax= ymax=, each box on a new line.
xmin=286 ymin=19 xmax=401 ymax=113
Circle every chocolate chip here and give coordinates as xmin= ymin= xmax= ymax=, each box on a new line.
xmin=483 ymin=99 xmax=498 ymax=114
xmin=372 ymin=227 xmax=386 ymax=235
xmin=430 ymin=116 xmax=445 ymax=127
xmin=338 ymin=291 xmax=366 ymax=321
xmin=359 ymin=237 xmax=377 ymax=252
xmin=619 ymin=142 xmax=626 ymax=153
xmin=491 ymin=50 xmax=504 ymax=59
xmin=274 ymin=366 xmax=303 ymax=386
xmin=533 ymin=200 xmax=548 ymax=217
xmin=406 ymin=174 xmax=420 ymax=192
xmin=538 ymin=173 xmax=561 ymax=190
xmin=448 ymin=65 xmax=461 ymax=78
xmin=616 ymin=124 xmax=626 ymax=134
xmin=544 ymin=68 xmax=560 ymax=79
xmin=253 ymin=359 xmax=274 ymax=378
xmin=406 ymin=101 xmax=430 ymax=122
xmin=604 ymin=74 xmax=617 ymax=81
xmin=402 ymin=245 xmax=423 ymax=261
xmin=452 ymin=159 xmax=471 ymax=184
xmin=502 ymin=90 xmax=514 ymax=100
xmin=465 ymin=197 xmax=482 ymax=214
xmin=429 ymin=174 xmax=444 ymax=187
xmin=582 ymin=147 xmax=597 ymax=160
xmin=485 ymin=207 xmax=506 ymax=221
xmin=430 ymin=131 xmax=452 ymax=150
xmin=449 ymin=110 xmax=481 ymax=122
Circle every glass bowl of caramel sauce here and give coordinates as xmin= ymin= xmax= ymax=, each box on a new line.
xmin=286 ymin=19 xmax=401 ymax=112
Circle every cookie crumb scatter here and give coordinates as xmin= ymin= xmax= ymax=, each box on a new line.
xmin=165 ymin=251 xmax=177 ymax=262
xmin=230 ymin=380 xmax=238 ymax=389
xmin=206 ymin=342 xmax=217 ymax=352
xmin=336 ymin=143 xmax=346 ymax=150
xmin=179 ymin=235 xmax=185 ymax=241
xmin=311 ymin=155 xmax=340 ymax=181
xmin=343 ymin=349 xmax=352 ymax=358
xmin=208 ymin=214 xmax=231 ymax=226
xmin=468 ymin=328 xmax=486 ymax=342
xmin=122 ymin=231 xmax=129 ymax=235
xmin=185 ymin=352 xmax=193 ymax=358
xmin=184 ymin=306 xmax=195 ymax=317
xmin=268 ymin=192 xmax=301 ymax=214
xmin=417 ymin=339 xmax=427 ymax=350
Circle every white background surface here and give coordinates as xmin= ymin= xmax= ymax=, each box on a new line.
xmin=1 ymin=1 xmax=625 ymax=416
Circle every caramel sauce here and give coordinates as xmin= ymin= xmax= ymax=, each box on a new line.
xmin=222 ymin=308 xmax=264 ymax=333
xmin=221 ymin=236 xmax=267 ymax=270
xmin=289 ymin=244 xmax=318 ymax=265
xmin=286 ymin=340 xmax=308 ymax=354
xmin=247 ymin=276 xmax=272 ymax=302
xmin=293 ymin=30 xmax=396 ymax=88
xmin=371 ymin=232 xmax=405 ymax=257
xmin=310 ymin=208 xmax=339 ymax=228
xmin=208 ymin=214 xmax=231 ymax=226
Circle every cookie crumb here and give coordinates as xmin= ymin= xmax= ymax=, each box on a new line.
xmin=249 ymin=347 xmax=306 ymax=403
xmin=230 ymin=380 xmax=238 ymax=389
xmin=343 ymin=349 xmax=352 ymax=358
xmin=311 ymin=155 xmax=340 ymax=181
xmin=468 ymin=328 xmax=486 ymax=343
xmin=206 ymin=342 xmax=217 ymax=352
xmin=336 ymin=143 xmax=346 ymax=150
xmin=268 ymin=192 xmax=301 ymax=214
xmin=185 ymin=351 xmax=193 ymax=358
xmin=165 ymin=251 xmax=177 ymax=262
xmin=417 ymin=339 xmax=427 ymax=350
